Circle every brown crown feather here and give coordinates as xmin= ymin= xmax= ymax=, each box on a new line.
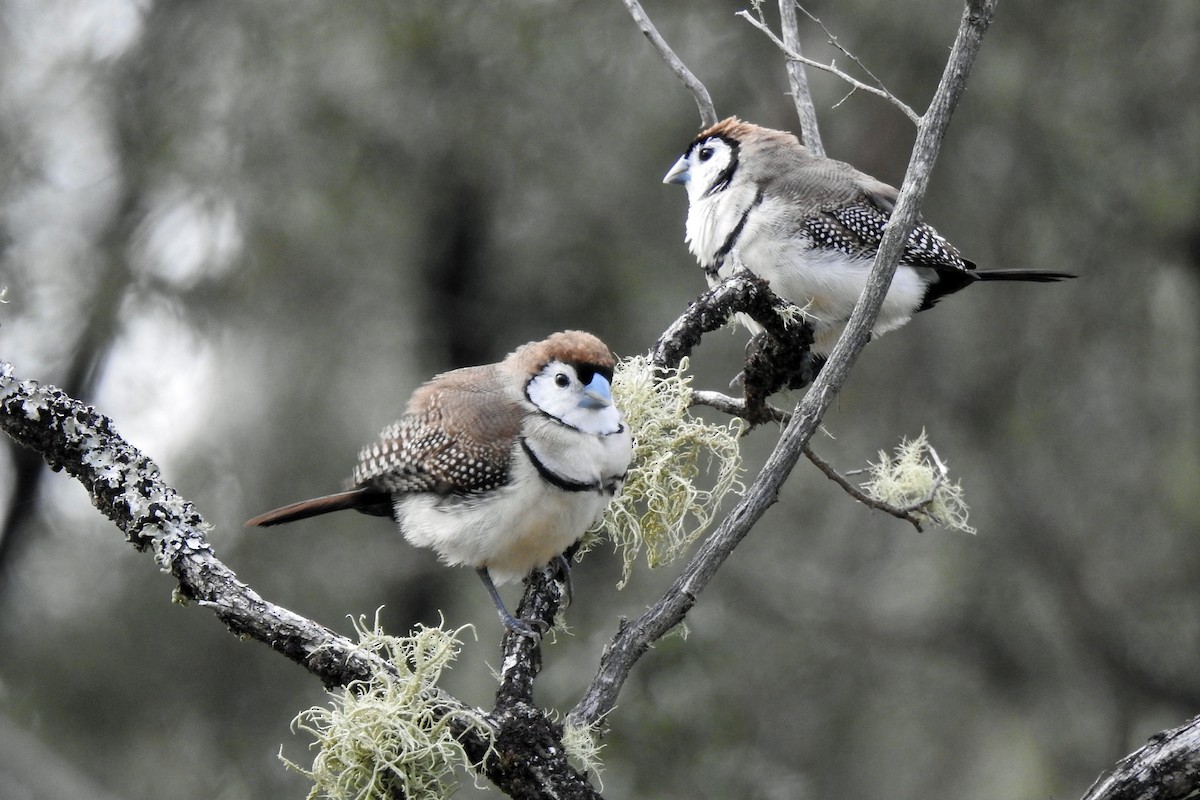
xmin=506 ymin=330 xmax=617 ymax=376
xmin=695 ymin=117 xmax=799 ymax=149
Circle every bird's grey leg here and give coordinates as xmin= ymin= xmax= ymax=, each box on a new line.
xmin=553 ymin=553 xmax=574 ymax=608
xmin=476 ymin=567 xmax=545 ymax=639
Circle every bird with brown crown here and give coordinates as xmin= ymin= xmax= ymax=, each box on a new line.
xmin=246 ymin=331 xmax=633 ymax=638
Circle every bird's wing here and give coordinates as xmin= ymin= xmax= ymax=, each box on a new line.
xmin=755 ymin=152 xmax=895 ymax=212
xmin=353 ymin=365 xmax=525 ymax=496
xmin=761 ymin=157 xmax=972 ymax=273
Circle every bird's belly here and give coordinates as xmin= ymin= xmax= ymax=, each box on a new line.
xmin=741 ymin=241 xmax=928 ymax=353
xmin=394 ymin=479 xmax=607 ymax=585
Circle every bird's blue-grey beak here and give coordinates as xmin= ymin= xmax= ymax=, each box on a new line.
xmin=579 ymin=373 xmax=614 ymax=409
xmin=663 ymin=155 xmax=690 ymax=185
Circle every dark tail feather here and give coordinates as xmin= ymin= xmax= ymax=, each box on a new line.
xmin=244 ymin=487 xmax=386 ymax=528
xmin=974 ymin=269 xmax=1076 ymax=283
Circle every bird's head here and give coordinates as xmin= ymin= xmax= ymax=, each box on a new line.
xmin=663 ymin=120 xmax=743 ymax=202
xmin=516 ymin=331 xmax=623 ymax=435
xmin=664 ymin=117 xmax=808 ymax=203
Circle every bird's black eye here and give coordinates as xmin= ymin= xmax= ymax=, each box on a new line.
xmin=698 ymin=146 xmax=714 ymax=162
xmin=554 ymin=372 xmax=571 ymax=388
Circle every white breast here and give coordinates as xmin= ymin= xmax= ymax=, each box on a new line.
xmin=394 ymin=416 xmax=631 ymax=585
xmin=684 ymin=183 xmax=760 ymax=269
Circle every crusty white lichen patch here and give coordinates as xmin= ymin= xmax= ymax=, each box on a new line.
xmin=0 ymin=367 xmax=214 ymax=570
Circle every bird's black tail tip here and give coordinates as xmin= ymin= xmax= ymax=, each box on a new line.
xmin=974 ymin=269 xmax=1077 ymax=283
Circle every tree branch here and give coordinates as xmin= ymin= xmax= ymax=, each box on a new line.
xmin=1081 ymin=713 xmax=1200 ymax=800
xmin=569 ymin=0 xmax=999 ymax=732
xmin=802 ymin=444 xmax=926 ymax=531
xmin=619 ymin=0 xmax=718 ymax=126
xmin=737 ymin=9 xmax=922 ymax=125
xmin=777 ymin=0 xmax=825 ymax=156
xmin=688 ymin=392 xmax=933 ymax=530
xmin=690 ymin=389 xmax=789 ymax=425
xmin=647 ymin=272 xmax=796 ymax=372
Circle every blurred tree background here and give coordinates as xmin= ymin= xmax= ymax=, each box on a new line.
xmin=1 ymin=0 xmax=1198 ymax=797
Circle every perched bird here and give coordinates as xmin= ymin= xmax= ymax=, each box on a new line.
xmin=663 ymin=117 xmax=1074 ymax=356
xmin=246 ymin=331 xmax=633 ymax=638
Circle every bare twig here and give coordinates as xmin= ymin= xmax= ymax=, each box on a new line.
xmin=620 ymin=0 xmax=718 ymax=127
xmin=776 ymin=0 xmax=825 ymax=155
xmin=691 ymin=392 xmax=937 ymax=530
xmin=795 ymin=3 xmax=894 ymax=102
xmin=737 ymin=10 xmax=922 ymax=125
xmin=691 ymin=389 xmax=790 ymax=424
xmin=571 ymin=0 xmax=999 ymax=732
xmin=802 ymin=444 xmax=925 ymax=531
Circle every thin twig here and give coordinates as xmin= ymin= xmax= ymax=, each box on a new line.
xmin=690 ymin=389 xmax=790 ymax=424
xmin=802 ymin=444 xmax=925 ymax=531
xmin=691 ymin=393 xmax=936 ymax=530
xmin=737 ymin=10 xmax=921 ymax=125
xmin=796 ymin=3 xmax=894 ymax=101
xmin=620 ymin=0 xmax=718 ymax=126
xmin=776 ymin=0 xmax=825 ymax=155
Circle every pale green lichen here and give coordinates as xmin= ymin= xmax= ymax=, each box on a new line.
xmin=282 ymin=614 xmax=495 ymax=800
xmin=860 ymin=430 xmax=975 ymax=535
xmin=774 ymin=297 xmax=814 ymax=329
xmin=595 ymin=356 xmax=745 ymax=586
xmin=559 ymin=716 xmax=606 ymax=784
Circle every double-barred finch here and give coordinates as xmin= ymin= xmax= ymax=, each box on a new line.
xmin=664 ymin=117 xmax=1074 ymax=356
xmin=246 ymin=331 xmax=633 ymax=638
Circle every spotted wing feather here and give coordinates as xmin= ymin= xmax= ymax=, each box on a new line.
xmin=352 ymin=364 xmax=524 ymax=497
xmin=797 ymin=200 xmax=971 ymax=272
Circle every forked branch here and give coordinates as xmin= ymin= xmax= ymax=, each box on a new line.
xmin=738 ymin=8 xmax=922 ymax=124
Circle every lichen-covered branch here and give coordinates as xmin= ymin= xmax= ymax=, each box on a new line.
xmin=647 ymin=272 xmax=817 ymax=417
xmin=0 ymin=366 xmax=384 ymax=683
xmin=1081 ymin=713 xmax=1200 ymax=800
xmin=802 ymin=444 xmax=926 ymax=531
xmin=647 ymin=272 xmax=804 ymax=368
xmin=0 ymin=362 xmax=520 ymax=794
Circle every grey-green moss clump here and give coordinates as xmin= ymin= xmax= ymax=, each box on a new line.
xmin=861 ymin=430 xmax=975 ymax=534
xmin=597 ymin=356 xmax=744 ymax=586
xmin=283 ymin=615 xmax=495 ymax=800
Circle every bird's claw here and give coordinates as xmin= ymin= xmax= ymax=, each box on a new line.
xmin=553 ymin=553 xmax=574 ymax=608
xmin=501 ymin=612 xmax=548 ymax=640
